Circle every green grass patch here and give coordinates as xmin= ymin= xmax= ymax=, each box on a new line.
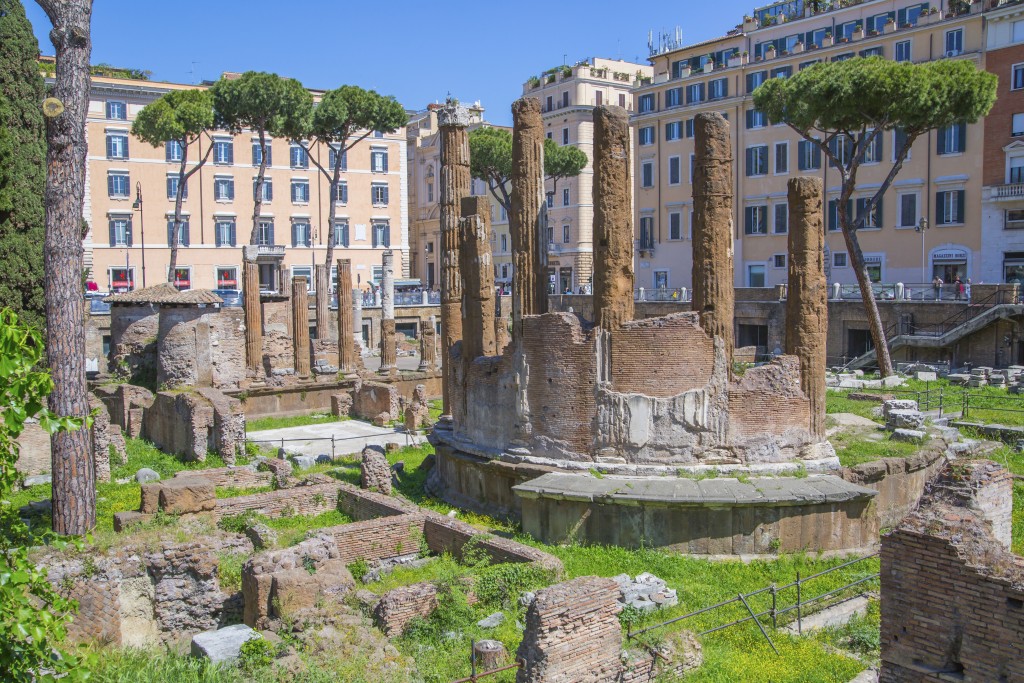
xmin=825 ymin=393 xmax=883 ymax=422
xmin=215 ymin=485 xmax=274 ymax=499
xmin=1013 ymin=482 xmax=1024 ymax=556
xmin=246 ymin=412 xmax=347 ymax=432
xmin=217 ymin=509 xmax=353 ymax=548
xmin=829 ymin=430 xmax=920 ymax=467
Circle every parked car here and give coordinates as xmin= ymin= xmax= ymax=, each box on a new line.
xmin=213 ymin=289 xmax=242 ymax=307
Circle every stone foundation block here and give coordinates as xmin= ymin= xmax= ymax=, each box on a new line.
xmin=891 ymin=429 xmax=926 ymax=444
xmin=113 ymin=510 xmax=152 ymax=532
xmin=191 ymin=624 xmax=261 ymax=664
xmin=887 ymin=409 xmax=925 ymax=430
xmin=157 ymin=479 xmax=216 ymax=514
xmin=140 ymin=483 xmax=162 ymax=514
xmin=271 ymin=559 xmax=354 ymax=619
xmin=330 ymin=393 xmax=353 ymax=417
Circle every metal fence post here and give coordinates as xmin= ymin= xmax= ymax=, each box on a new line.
xmin=332 ymin=435 xmax=336 ymax=461
xmin=796 ymin=572 xmax=802 ymax=636
xmin=770 ymin=584 xmax=777 ymax=630
xmin=470 ymin=639 xmax=477 ymax=681
xmin=939 ymin=386 xmax=943 ymax=419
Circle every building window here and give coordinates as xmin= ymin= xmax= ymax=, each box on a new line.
xmin=545 ymin=96 xmax=552 ymax=112
xmin=639 ymin=126 xmax=655 ymax=146
xmin=291 ymin=266 xmax=313 ymax=289
xmin=936 ymin=189 xmax=965 ymax=225
xmin=1013 ymin=63 xmax=1024 ymax=91
xmin=333 ymin=181 xmax=348 ymax=204
xmin=106 ymin=101 xmax=126 ymax=120
xmin=214 ymin=177 xmax=235 ymax=201
xmin=665 ymin=121 xmax=681 ymax=141
xmin=798 ymin=139 xmax=821 ymax=171
xmin=107 ymin=172 xmax=130 ymax=198
xmin=500 ymin=234 xmax=507 ymax=252
xmin=833 ymin=252 xmax=848 ymax=268
xmin=256 ymin=220 xmax=274 ymax=246
xmin=893 ymin=128 xmax=912 ymax=161
xmin=668 ymin=212 xmax=682 ymax=240
xmin=562 ymin=128 xmax=569 ymax=145
xmin=251 ymin=141 xmax=272 ymax=167
xmin=828 ymin=198 xmax=851 ymax=231
xmin=562 ymin=224 xmax=570 ymax=243
xmin=372 ymin=221 xmax=390 ymax=247
xmin=109 ymin=267 xmax=134 ymax=291
xmin=639 ymin=216 xmax=654 ymax=249
xmin=775 ymin=142 xmax=788 ymax=174
xmin=1013 ymin=114 xmax=1024 ymax=137
xmin=291 ymin=179 xmax=310 ymax=204
xmin=328 ymin=147 xmax=347 ymax=171
xmin=745 ymin=109 xmax=767 ymax=130
xmin=828 ymin=134 xmax=853 ymax=166
xmin=291 ymin=221 xmax=311 ymax=247
xmin=371 ymin=149 xmax=389 ymax=173
xmin=333 ymin=220 xmax=350 ymax=247
xmin=747 ymin=264 xmax=765 ymax=287
xmin=562 ymin=188 xmax=570 ymax=206
xmin=561 ymin=91 xmax=569 ymax=107
xmin=288 ymin=143 xmax=308 ymax=169
xmin=707 ymin=77 xmax=728 ymax=101
xmin=253 ymin=178 xmax=272 ymax=202
xmin=595 ymin=91 xmax=603 ymax=106
xmin=166 ymin=140 xmax=183 ymax=162
xmin=641 ymin=161 xmax=654 ymax=188
xmin=1011 ymin=156 xmax=1024 ymax=183
xmin=746 ymin=70 xmax=767 ymax=94
xmin=1005 ymin=210 xmax=1024 ymax=230
xmin=664 ymin=156 xmax=680 ymax=186
xmin=855 ymin=197 xmax=883 ymax=229
xmin=745 ymin=145 xmax=768 ymax=177
xmin=864 ymin=131 xmax=883 ymax=163
xmin=166 ymin=175 xmax=188 ymax=200
xmin=895 ymin=40 xmax=911 ymax=63
xmin=106 ymin=133 xmax=129 ymax=159
xmin=689 ymin=153 xmax=696 ymax=183
xmin=619 ymin=93 xmax=626 ymax=108
xmin=945 ymin=28 xmax=963 ymax=55
xmin=774 ymin=203 xmax=788 ymax=234
xmin=216 ymin=266 xmax=239 ymax=289
xmin=215 ymin=219 xmax=236 ymax=247
xmin=426 ymin=182 xmax=434 ymax=203
xmin=773 ymin=254 xmax=786 ymax=269
xmin=665 ymin=87 xmax=682 ymax=108
xmin=213 ymin=138 xmax=233 ymax=165
xmin=898 ymin=192 xmax=919 ymax=227
xmin=744 ymin=205 xmax=768 ymax=235
xmin=686 ymin=82 xmax=705 ymax=104
xmin=371 ymin=183 xmax=389 ymax=205
xmin=938 ymin=124 xmax=965 ymax=155
xmin=638 ymin=94 xmax=655 ymax=113
xmin=685 ymin=119 xmax=694 ymax=138
xmin=108 ymin=216 xmax=131 ymax=246
xmin=166 ymin=219 xmax=190 ymax=248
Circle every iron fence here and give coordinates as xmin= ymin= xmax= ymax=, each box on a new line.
xmin=626 ymin=554 xmax=880 ymax=653
xmin=449 ymin=641 xmax=525 ymax=683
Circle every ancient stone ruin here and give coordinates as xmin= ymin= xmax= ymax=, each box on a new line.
xmin=428 ymin=109 xmax=857 ymax=554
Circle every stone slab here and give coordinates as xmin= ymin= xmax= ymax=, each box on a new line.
xmin=190 ymin=624 xmax=261 ymax=664
xmin=513 ymin=473 xmax=876 ymax=508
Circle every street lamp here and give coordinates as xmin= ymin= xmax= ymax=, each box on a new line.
xmin=915 ymin=216 xmax=929 ymax=284
xmin=132 ymin=181 xmax=147 ymax=288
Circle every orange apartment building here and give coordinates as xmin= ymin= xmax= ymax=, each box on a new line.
xmin=83 ymin=74 xmax=409 ymax=295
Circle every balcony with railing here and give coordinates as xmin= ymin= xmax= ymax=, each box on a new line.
xmin=256 ymin=244 xmax=286 ymax=259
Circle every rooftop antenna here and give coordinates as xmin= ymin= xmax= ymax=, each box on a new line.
xmin=188 ymin=61 xmax=200 ymax=84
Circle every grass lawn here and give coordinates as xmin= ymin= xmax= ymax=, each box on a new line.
xmin=246 ymin=412 xmax=348 ymax=432
xmin=829 ymin=429 xmax=920 ymax=467
xmin=825 ymin=392 xmax=884 ymax=422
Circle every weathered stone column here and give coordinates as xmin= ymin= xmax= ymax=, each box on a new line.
xmin=459 ymin=196 xmax=497 ymax=361
xmin=510 ymin=97 xmax=548 ymax=335
xmin=243 ymin=246 xmax=262 ymax=376
xmin=692 ymin=112 xmax=735 ymax=364
xmin=337 ymin=259 xmax=358 ymax=373
xmin=314 ymin=263 xmax=332 ymax=341
xmin=437 ymin=98 xmax=471 ymax=413
xmin=494 ymin=293 xmax=509 ymax=355
xmin=786 ymin=177 xmax=828 ymax=438
xmin=418 ymin=317 xmax=436 ymax=371
xmin=379 ymin=250 xmax=397 ymax=376
xmin=291 ymin=276 xmax=311 ymax=378
xmin=353 ymin=287 xmax=364 ymax=352
xmin=592 ymin=105 xmax=635 ymax=331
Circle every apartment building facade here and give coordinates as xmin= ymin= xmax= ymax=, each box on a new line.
xmin=85 ymin=74 xmax=409 ymax=295
xmin=981 ymin=2 xmax=1024 ymax=284
xmin=521 ymin=57 xmax=651 ymax=293
xmin=633 ymin=0 xmax=986 ymax=292
xmin=405 ymin=102 xmax=513 ymax=291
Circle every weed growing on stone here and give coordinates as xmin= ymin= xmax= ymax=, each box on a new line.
xmin=829 ymin=430 xmax=919 ymax=467
xmin=216 ymin=551 xmax=246 ymax=592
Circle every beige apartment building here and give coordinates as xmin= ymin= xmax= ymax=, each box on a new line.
xmin=521 ymin=57 xmax=651 ymax=293
xmin=405 ymin=102 xmax=514 ymax=291
xmin=633 ymin=0 xmax=986 ymax=293
xmin=84 ymin=74 xmax=408 ymax=295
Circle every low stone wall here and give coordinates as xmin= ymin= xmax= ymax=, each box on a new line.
xmin=15 ymin=419 xmax=51 ymax=476
xmin=372 ymin=581 xmax=439 ymax=636
xmin=171 ymin=466 xmax=274 ymax=490
xmin=336 ymin=483 xmax=419 ymax=520
xmin=142 ymin=389 xmax=244 ymax=463
xmin=330 ymin=513 xmax=427 ymax=564
xmin=880 ymin=461 xmax=1024 ymax=682
xmin=353 ymin=380 xmax=400 ymax=424
xmin=214 ymin=482 xmax=345 ymax=519
xmin=423 ymin=515 xmax=564 ymax=577
xmin=840 ymin=440 xmax=949 ymax=528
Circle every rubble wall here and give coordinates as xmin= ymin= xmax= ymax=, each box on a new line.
xmin=609 ymin=313 xmax=714 ymax=397
xmin=157 ymin=306 xmax=245 ymax=391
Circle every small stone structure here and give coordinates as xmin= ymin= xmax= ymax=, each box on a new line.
xmin=437 ymin=98 xmax=470 ymax=414
xmin=592 ymin=105 xmax=634 ymax=331
xmin=404 ymin=384 xmax=430 ymax=432
xmin=785 ymin=177 xmax=828 ymax=438
xmin=330 ymin=392 xmax=353 ymax=417
xmin=515 ymin=576 xmax=701 ymax=682
xmin=291 ymin=276 xmax=311 ymax=378
xmin=880 ymin=460 xmax=1022 ymax=682
xmin=379 ymin=250 xmax=397 ymax=376
xmin=360 ymin=445 xmax=392 ymax=495
xmin=142 ymin=388 xmax=244 ymax=463
xmin=510 ymin=96 xmax=548 ymax=331
xmin=352 ymin=379 xmax=400 ymax=425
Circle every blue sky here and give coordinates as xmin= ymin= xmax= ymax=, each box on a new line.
xmin=23 ymin=0 xmax=754 ymax=126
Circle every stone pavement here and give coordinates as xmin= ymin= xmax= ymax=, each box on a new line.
xmin=247 ymin=419 xmax=425 ymax=459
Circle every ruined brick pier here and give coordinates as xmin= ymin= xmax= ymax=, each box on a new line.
xmin=511 ymin=97 xmax=548 ymax=334
xmin=592 ymin=105 xmax=634 ymax=331
xmin=378 ymin=250 xmax=397 ymax=376
xmin=243 ymin=246 xmax=262 ymax=376
xmin=336 ymin=258 xmax=359 ymax=374
xmin=459 ymin=196 xmax=496 ymax=361
xmin=291 ymin=276 xmax=311 ymax=378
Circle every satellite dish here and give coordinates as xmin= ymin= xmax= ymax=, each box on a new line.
xmin=42 ymin=97 xmax=64 ymax=118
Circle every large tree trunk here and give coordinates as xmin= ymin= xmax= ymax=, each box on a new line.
xmin=248 ymin=129 xmax=268 ymax=245
xmin=318 ymin=155 xmax=344 ymax=339
xmin=168 ymin=142 xmax=187 ymax=281
xmin=840 ymin=214 xmax=894 ymax=377
xmin=37 ymin=0 xmax=95 ymax=535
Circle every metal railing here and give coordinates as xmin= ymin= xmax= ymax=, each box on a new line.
xmin=635 ymin=287 xmax=690 ymax=302
xmin=626 ymin=554 xmax=879 ymax=651
xmin=449 ymin=641 xmax=524 ymax=683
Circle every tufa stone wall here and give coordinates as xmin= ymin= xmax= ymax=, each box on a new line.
xmin=880 ymin=460 xmax=1023 ymax=682
xmin=157 ymin=306 xmax=245 ymax=391
xmin=142 ymin=388 xmax=243 ymax=463
xmin=109 ymin=303 xmax=159 ymax=384
xmin=352 ymin=379 xmax=400 ymax=424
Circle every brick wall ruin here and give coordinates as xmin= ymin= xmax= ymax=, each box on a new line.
xmin=109 ymin=303 xmax=159 ymax=384
xmin=880 ymin=460 xmax=1024 ymax=682
xmin=142 ymin=388 xmax=244 ymax=463
xmin=157 ymin=305 xmax=245 ymax=390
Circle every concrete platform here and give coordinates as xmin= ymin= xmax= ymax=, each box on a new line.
xmin=247 ymin=419 xmax=425 ymax=458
